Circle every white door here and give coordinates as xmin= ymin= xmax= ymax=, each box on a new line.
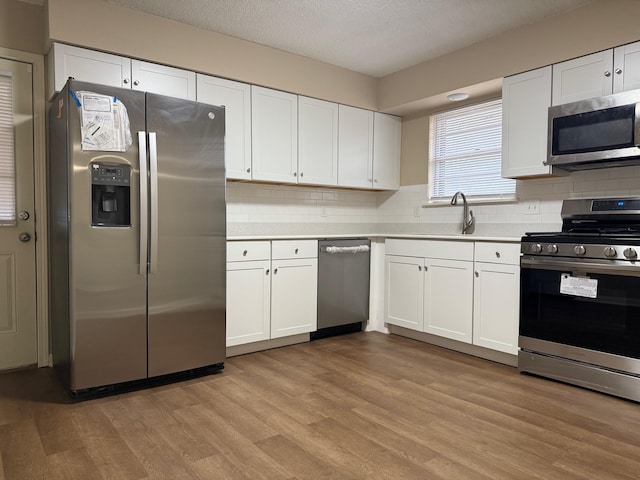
xmin=338 ymin=105 xmax=374 ymax=189
xmin=298 ymin=96 xmax=338 ymax=186
xmin=270 ymin=258 xmax=317 ymax=338
xmin=251 ymin=86 xmax=298 ymax=184
xmin=613 ymin=42 xmax=640 ymax=93
xmin=372 ymin=112 xmax=401 ymax=190
xmin=0 ymin=57 xmax=37 ymax=370
xmin=131 ymin=59 xmax=196 ymax=100
xmin=423 ymin=258 xmax=473 ymax=343
xmin=551 ymin=50 xmax=614 ymax=105
xmin=384 ymin=255 xmax=424 ymax=331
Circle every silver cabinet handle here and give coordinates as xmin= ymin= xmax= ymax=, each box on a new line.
xmin=149 ymin=132 xmax=159 ymax=274
xmin=294 ymin=248 xmax=299 ymax=254
xmin=246 ymin=168 xmax=251 ymax=173
xmin=266 ymin=269 xmax=270 ymax=275
xmin=123 ymin=78 xmax=130 ymax=84
xmin=418 ymin=265 xmax=422 ymax=271
xmin=243 ymin=250 xmax=248 ymax=256
xmin=615 ymin=68 xmax=623 ymax=75
xmin=274 ymin=268 xmax=278 ymax=274
xmin=137 ymin=131 xmax=148 ymax=276
xmin=475 ymin=271 xmax=479 ymax=277
xmin=604 ymin=71 xmax=611 ymax=77
xmin=495 ymin=251 xmax=501 ymax=258
xmin=133 ymin=80 xmax=140 ymax=86
xmin=300 ymin=172 xmax=304 ymax=178
xmin=374 ymin=179 xmax=379 ymax=183
xmin=293 ymin=172 xmax=297 ymax=177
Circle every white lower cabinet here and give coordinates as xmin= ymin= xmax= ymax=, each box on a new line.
xmin=226 ymin=260 xmax=271 ymax=346
xmin=424 ymin=258 xmax=473 ymax=343
xmin=226 ymin=240 xmax=318 ymax=347
xmin=472 ymin=243 xmax=520 ymax=355
xmin=385 ymin=239 xmax=519 ymax=356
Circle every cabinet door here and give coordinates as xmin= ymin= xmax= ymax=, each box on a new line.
xmin=130 ymin=60 xmax=196 ymax=100
xmin=298 ymin=96 xmax=338 ymax=186
xmin=385 ymin=255 xmax=424 ymax=331
xmin=50 ymin=43 xmax=131 ymax=96
xmin=338 ymin=105 xmax=374 ymax=189
xmin=251 ymin=86 xmax=298 ymax=183
xmin=552 ymin=50 xmax=614 ymax=105
xmin=613 ymin=42 xmax=640 ymax=93
xmin=502 ymin=66 xmax=553 ymax=178
xmin=271 ymin=258 xmax=318 ymax=338
xmin=424 ymin=259 xmax=473 ymax=343
xmin=473 ymin=262 xmax=520 ymax=354
xmin=197 ymin=75 xmax=252 ymax=180
xmin=226 ymin=260 xmax=271 ymax=347
xmin=372 ymin=112 xmax=401 ymax=190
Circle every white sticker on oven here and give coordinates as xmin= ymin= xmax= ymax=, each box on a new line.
xmin=560 ymin=273 xmax=598 ymax=298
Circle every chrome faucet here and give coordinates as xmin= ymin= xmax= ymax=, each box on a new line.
xmin=450 ymin=191 xmax=475 ymax=234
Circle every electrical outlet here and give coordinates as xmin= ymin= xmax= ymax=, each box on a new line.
xmin=524 ymin=199 xmax=540 ymax=215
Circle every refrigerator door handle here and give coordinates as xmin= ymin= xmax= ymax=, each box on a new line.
xmin=149 ymin=132 xmax=159 ymax=274
xmin=138 ymin=131 xmax=148 ymax=275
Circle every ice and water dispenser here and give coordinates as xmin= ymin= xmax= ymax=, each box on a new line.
xmin=90 ymin=162 xmax=131 ymax=227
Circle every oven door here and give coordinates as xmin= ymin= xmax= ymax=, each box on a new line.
xmin=520 ymin=256 xmax=640 ymax=374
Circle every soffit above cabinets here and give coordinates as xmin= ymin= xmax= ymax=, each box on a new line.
xmin=85 ymin=0 xmax=591 ymax=78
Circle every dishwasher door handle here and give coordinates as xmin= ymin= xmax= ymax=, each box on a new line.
xmin=321 ymin=245 xmax=370 ymax=254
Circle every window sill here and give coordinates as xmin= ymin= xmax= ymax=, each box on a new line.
xmin=421 ymin=197 xmax=518 ymax=208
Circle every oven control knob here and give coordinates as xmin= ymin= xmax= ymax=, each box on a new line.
xmin=531 ymin=244 xmax=542 ymax=254
xmin=546 ymin=244 xmax=558 ymax=254
xmin=603 ymin=246 xmax=617 ymax=258
xmin=574 ymin=245 xmax=586 ymax=256
xmin=624 ymin=247 xmax=638 ymax=259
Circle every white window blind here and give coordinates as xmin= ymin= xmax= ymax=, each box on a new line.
xmin=429 ymin=98 xmax=515 ymax=202
xmin=0 ymin=71 xmax=15 ymax=225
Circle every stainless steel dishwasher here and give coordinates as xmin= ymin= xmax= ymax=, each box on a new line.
xmin=312 ymin=239 xmax=371 ymax=340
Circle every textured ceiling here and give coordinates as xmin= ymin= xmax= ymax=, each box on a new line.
xmin=99 ymin=0 xmax=592 ymax=77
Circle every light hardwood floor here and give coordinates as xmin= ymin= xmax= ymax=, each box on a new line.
xmin=1 ymin=332 xmax=640 ymax=479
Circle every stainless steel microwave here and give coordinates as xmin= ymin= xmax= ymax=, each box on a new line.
xmin=546 ymin=90 xmax=640 ymax=171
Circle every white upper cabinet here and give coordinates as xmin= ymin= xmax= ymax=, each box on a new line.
xmin=338 ymin=105 xmax=374 ymax=189
xmin=613 ymin=42 xmax=640 ymax=93
xmin=130 ymin=60 xmax=196 ymax=100
xmin=49 ymin=43 xmax=131 ymax=98
xmin=552 ymin=41 xmax=640 ymax=106
xmin=251 ymin=86 xmax=298 ymax=184
xmin=196 ymin=75 xmax=252 ymax=180
xmin=552 ymin=50 xmax=613 ymax=105
xmin=48 ymin=43 xmax=196 ymax=100
xmin=373 ymin=112 xmax=401 ymax=190
xmin=298 ymin=96 xmax=339 ymax=186
xmin=502 ymin=66 xmax=553 ymax=178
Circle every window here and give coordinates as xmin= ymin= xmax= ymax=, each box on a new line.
xmin=429 ymin=98 xmax=515 ymax=203
xmin=0 ymin=71 xmax=15 ymax=224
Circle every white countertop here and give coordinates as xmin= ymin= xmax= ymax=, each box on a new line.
xmin=227 ymin=233 xmax=522 ymax=242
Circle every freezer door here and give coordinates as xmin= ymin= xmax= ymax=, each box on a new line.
xmin=64 ymin=81 xmax=148 ymax=390
xmin=146 ymin=94 xmax=226 ymax=377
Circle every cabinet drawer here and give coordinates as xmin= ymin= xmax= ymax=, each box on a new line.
xmin=474 ymin=242 xmax=520 ymax=265
xmin=227 ymin=241 xmax=271 ymax=262
xmin=272 ymin=240 xmax=318 ymax=259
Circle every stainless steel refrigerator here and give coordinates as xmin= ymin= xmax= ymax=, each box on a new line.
xmin=48 ymin=80 xmax=226 ymax=394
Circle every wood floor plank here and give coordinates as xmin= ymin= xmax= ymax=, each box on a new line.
xmin=2 ymin=332 xmax=640 ymax=480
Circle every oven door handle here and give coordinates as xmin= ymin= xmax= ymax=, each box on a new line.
xmin=521 ymin=256 xmax=640 ymax=277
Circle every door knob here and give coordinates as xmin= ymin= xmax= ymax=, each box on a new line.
xmin=18 ymin=211 xmax=30 ymax=221
xmin=18 ymin=232 xmax=31 ymax=242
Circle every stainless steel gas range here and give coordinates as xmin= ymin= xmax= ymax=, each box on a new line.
xmin=519 ymin=197 xmax=640 ymax=402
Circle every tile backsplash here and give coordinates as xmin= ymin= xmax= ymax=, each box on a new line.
xmin=227 ymin=164 xmax=640 ymax=237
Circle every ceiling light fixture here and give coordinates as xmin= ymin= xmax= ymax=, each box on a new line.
xmin=447 ymin=92 xmax=470 ymax=102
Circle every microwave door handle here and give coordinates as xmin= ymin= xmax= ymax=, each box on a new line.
xmin=521 ymin=257 xmax=640 ymax=277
